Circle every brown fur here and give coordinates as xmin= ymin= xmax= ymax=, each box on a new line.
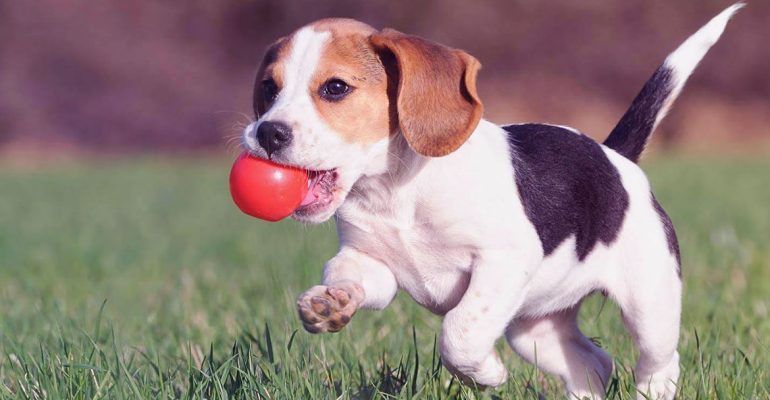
xmin=254 ymin=37 xmax=290 ymax=117
xmin=254 ymin=19 xmax=483 ymax=154
xmin=371 ymin=29 xmax=483 ymax=157
xmin=310 ymin=20 xmax=392 ymax=145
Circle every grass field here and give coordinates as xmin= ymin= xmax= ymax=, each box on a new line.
xmin=0 ymin=155 xmax=769 ymax=399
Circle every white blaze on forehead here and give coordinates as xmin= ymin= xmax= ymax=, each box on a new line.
xmin=270 ymin=27 xmax=330 ymax=114
xmin=244 ymin=27 xmax=333 ymax=160
xmin=246 ymin=25 xmax=384 ymax=180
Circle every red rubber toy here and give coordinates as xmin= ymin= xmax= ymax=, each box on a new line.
xmin=229 ymin=152 xmax=308 ymax=221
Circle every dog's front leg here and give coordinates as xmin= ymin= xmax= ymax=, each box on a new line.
xmin=440 ymin=249 xmax=537 ymax=387
xmin=297 ymin=246 xmax=397 ymax=333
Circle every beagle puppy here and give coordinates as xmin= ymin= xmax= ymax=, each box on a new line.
xmin=241 ymin=5 xmax=741 ymax=399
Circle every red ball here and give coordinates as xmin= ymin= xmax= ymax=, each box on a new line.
xmin=229 ymin=152 xmax=309 ymax=222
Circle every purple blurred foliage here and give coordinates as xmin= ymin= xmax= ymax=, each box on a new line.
xmin=0 ymin=0 xmax=767 ymax=153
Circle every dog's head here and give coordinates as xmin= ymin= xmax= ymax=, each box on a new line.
xmin=242 ymin=18 xmax=483 ymax=223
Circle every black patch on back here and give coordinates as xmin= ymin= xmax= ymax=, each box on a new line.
xmin=505 ymin=124 xmax=629 ymax=261
xmin=603 ymin=67 xmax=673 ymax=163
xmin=652 ymin=194 xmax=681 ymax=275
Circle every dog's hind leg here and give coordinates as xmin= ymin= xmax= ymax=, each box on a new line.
xmin=613 ymin=252 xmax=682 ymax=400
xmin=506 ymin=305 xmax=613 ymax=399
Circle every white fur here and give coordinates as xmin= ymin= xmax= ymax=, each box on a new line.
xmin=242 ymin=27 xmax=391 ymax=223
xmin=247 ymin=5 xmax=740 ymax=399
xmin=326 ymin=119 xmax=682 ymax=397
xmin=504 ymin=122 xmax=582 ymax=136
xmin=654 ymin=3 xmax=744 ymax=128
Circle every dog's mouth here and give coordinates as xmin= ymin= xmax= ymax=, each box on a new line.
xmin=295 ymin=169 xmax=338 ymax=217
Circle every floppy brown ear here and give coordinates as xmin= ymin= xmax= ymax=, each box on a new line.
xmin=370 ymin=29 xmax=483 ymax=157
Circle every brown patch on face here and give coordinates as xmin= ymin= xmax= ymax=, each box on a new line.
xmin=308 ymin=20 xmax=393 ymax=145
xmin=254 ymin=37 xmax=291 ymax=118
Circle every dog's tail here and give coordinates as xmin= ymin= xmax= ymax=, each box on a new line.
xmin=603 ymin=3 xmax=743 ymax=163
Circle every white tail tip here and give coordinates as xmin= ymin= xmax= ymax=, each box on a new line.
xmin=664 ymin=2 xmax=744 ymax=78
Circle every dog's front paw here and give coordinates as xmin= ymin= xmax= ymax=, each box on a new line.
xmin=297 ymin=285 xmax=361 ymax=333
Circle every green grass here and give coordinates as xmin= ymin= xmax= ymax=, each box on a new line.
xmin=0 ymin=155 xmax=768 ymax=399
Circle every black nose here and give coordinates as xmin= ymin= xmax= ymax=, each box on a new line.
xmin=256 ymin=121 xmax=293 ymax=158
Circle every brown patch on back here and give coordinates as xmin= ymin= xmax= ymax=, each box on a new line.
xmin=309 ymin=20 xmax=393 ymax=145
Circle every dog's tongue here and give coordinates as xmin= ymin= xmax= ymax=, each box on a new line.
xmin=300 ymin=175 xmax=322 ymax=206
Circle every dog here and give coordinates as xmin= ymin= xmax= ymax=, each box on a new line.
xmin=240 ymin=4 xmax=742 ymax=399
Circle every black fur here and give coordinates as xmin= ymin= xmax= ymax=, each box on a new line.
xmin=652 ymin=194 xmax=682 ymax=274
xmin=603 ymin=67 xmax=673 ymax=163
xmin=505 ymin=124 xmax=629 ymax=261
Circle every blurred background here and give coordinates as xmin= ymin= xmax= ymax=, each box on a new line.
xmin=1 ymin=0 xmax=768 ymax=157
xmin=1 ymin=2 xmax=769 ymax=398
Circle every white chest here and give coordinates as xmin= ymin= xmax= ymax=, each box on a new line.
xmin=334 ymin=121 xmax=534 ymax=313
xmin=337 ymin=207 xmax=475 ymax=314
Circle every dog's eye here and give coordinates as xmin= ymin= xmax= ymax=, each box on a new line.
xmin=320 ymin=78 xmax=351 ymax=101
xmin=262 ymin=79 xmax=279 ymax=102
